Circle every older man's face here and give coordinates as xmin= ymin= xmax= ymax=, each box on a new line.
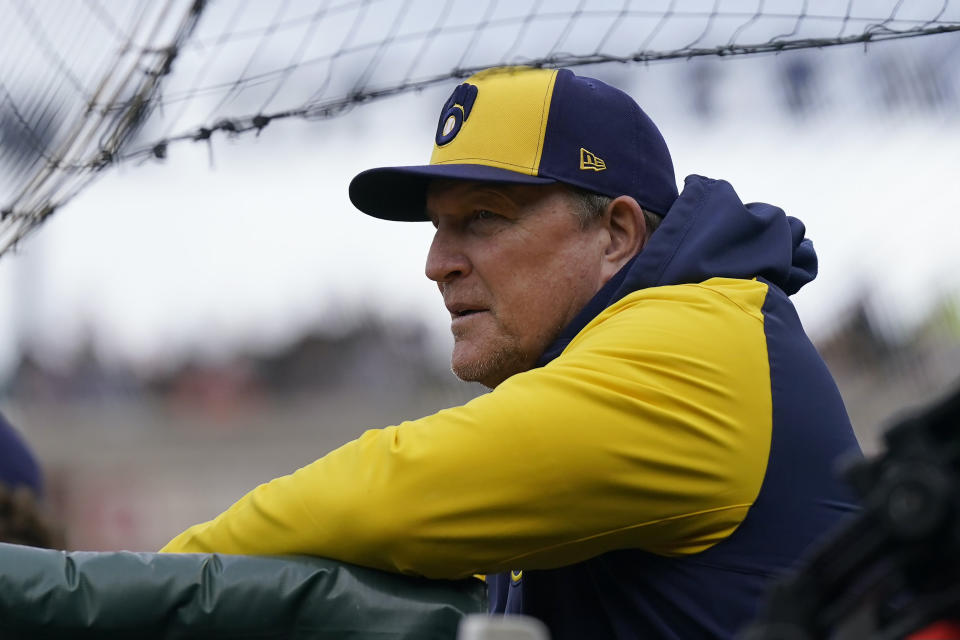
xmin=425 ymin=181 xmax=609 ymax=388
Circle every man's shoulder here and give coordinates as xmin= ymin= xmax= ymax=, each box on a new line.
xmin=583 ymin=277 xmax=770 ymax=337
xmin=551 ymin=278 xmax=774 ymax=394
xmin=624 ymin=277 xmax=767 ymax=309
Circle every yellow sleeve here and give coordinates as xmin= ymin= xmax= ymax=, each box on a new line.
xmin=161 ymin=279 xmax=773 ymax=580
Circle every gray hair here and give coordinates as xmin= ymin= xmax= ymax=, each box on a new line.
xmin=565 ymin=186 xmax=663 ymax=237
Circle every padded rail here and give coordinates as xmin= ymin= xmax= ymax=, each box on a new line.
xmin=0 ymin=542 xmax=486 ymax=639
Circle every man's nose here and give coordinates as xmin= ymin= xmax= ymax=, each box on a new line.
xmin=425 ymin=226 xmax=470 ymax=283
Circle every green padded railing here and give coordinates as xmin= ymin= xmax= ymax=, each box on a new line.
xmin=0 ymin=542 xmax=487 ymax=639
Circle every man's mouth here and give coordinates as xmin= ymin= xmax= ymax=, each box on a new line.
xmin=447 ymin=303 xmax=488 ymax=319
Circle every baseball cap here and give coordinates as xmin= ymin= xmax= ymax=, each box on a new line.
xmin=0 ymin=411 xmax=43 ymax=495
xmin=349 ymin=66 xmax=678 ymax=221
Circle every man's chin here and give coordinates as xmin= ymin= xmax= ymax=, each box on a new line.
xmin=450 ymin=343 xmax=528 ymax=389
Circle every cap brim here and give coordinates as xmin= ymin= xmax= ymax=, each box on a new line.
xmin=349 ymin=164 xmax=556 ymax=221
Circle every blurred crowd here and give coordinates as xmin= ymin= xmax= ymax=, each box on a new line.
xmin=3 ymin=316 xmax=456 ymax=413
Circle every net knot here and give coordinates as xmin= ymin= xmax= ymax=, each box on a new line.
xmin=92 ymin=150 xmax=113 ymax=169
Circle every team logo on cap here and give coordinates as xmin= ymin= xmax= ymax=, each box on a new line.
xmin=579 ymin=148 xmax=606 ymax=171
xmin=435 ymin=82 xmax=479 ymax=146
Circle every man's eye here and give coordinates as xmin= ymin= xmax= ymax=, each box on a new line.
xmin=474 ymin=209 xmax=498 ymax=221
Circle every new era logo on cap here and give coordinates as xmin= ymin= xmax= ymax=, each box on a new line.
xmin=579 ymin=148 xmax=606 ymax=172
xmin=349 ymin=66 xmax=678 ymax=221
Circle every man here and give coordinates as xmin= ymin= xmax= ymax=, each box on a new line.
xmin=163 ymin=67 xmax=861 ymax=638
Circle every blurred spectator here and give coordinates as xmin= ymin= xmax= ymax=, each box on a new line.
xmin=781 ymin=55 xmax=817 ymax=116
xmin=688 ymin=60 xmax=720 ymax=119
xmin=0 ymin=411 xmax=62 ymax=547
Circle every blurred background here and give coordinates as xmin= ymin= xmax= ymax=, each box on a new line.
xmin=0 ymin=0 xmax=958 ymax=551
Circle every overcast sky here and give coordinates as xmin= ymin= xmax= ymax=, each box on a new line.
xmin=1 ymin=19 xmax=958 ymax=378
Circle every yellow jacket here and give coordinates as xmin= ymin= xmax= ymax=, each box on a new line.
xmin=163 ymin=278 xmax=772 ymax=579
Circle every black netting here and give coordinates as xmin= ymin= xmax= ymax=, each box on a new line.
xmin=1 ymin=0 xmax=958 ymax=255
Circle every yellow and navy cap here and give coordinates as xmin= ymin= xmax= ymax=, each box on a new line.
xmin=349 ymin=66 xmax=678 ymax=220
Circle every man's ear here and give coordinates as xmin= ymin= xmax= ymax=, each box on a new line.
xmin=600 ymin=195 xmax=647 ymax=280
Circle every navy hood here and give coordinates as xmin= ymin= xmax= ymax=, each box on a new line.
xmin=538 ymin=174 xmax=818 ymax=366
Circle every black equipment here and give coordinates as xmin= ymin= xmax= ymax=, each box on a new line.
xmin=744 ymin=381 xmax=960 ymax=640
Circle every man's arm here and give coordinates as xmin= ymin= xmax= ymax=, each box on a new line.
xmin=163 ymin=279 xmax=773 ymax=579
